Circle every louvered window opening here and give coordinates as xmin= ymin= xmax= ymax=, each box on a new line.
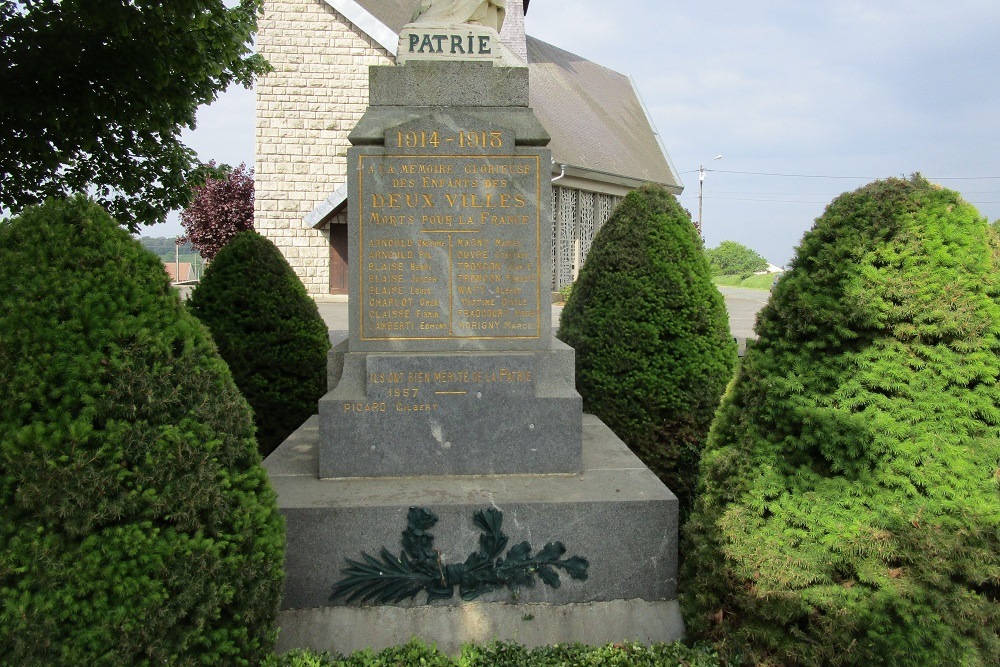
xmin=550 ymin=186 xmax=622 ymax=290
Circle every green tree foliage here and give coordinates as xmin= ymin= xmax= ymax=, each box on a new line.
xmin=704 ymin=240 xmax=769 ymax=277
xmin=557 ymin=184 xmax=737 ymax=515
xmin=190 ymin=231 xmax=331 ymax=457
xmin=0 ymin=197 xmax=285 ymax=665
xmin=0 ymin=2 xmax=268 ymax=231
xmin=682 ymin=176 xmax=1000 ymax=665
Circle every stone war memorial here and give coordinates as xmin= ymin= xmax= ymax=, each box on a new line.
xmin=264 ymin=1 xmax=683 ymax=654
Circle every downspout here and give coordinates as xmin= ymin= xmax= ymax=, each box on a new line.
xmin=551 ymin=164 xmax=567 ymax=182
xmin=551 ymin=164 xmax=568 ymax=288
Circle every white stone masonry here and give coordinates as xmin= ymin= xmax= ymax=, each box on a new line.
xmin=255 ymin=0 xmax=392 ymax=296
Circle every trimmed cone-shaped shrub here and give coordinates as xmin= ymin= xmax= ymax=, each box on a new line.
xmin=682 ymin=176 xmax=1000 ymax=665
xmin=0 ymin=197 xmax=285 ymax=665
xmin=189 ymin=230 xmax=330 ymax=457
xmin=557 ymin=184 xmax=737 ymax=514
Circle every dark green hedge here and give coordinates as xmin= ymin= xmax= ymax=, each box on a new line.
xmin=264 ymin=639 xmax=720 ymax=666
xmin=0 ymin=197 xmax=285 ymax=665
xmin=682 ymin=176 xmax=1000 ymax=665
xmin=189 ymin=230 xmax=330 ymax=457
xmin=557 ymin=184 xmax=737 ymax=515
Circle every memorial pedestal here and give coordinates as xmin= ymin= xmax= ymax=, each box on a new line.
xmin=319 ymin=339 xmax=582 ymax=478
xmin=265 ymin=414 xmax=683 ymax=655
xmin=262 ymin=56 xmax=683 ymax=655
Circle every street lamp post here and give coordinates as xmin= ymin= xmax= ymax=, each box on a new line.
xmin=697 ymin=155 xmax=723 ymax=237
xmin=175 ymin=236 xmax=181 ymax=284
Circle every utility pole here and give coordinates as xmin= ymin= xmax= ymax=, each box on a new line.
xmin=697 ymin=155 xmax=723 ymax=237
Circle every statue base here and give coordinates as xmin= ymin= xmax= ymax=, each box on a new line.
xmin=397 ymin=24 xmax=520 ymax=66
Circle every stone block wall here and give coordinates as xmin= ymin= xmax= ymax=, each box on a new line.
xmin=256 ymin=0 xmax=392 ymax=296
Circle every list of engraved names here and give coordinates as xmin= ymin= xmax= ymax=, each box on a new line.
xmin=359 ymin=134 xmax=542 ymax=341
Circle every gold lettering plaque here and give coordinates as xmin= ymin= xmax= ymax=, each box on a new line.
xmin=357 ymin=147 xmax=543 ymax=342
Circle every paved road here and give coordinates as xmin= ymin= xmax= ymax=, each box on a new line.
xmin=315 ymin=286 xmax=769 ymax=345
xmin=717 ymin=286 xmax=770 ymax=340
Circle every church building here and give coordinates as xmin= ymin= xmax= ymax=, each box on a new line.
xmin=255 ymin=0 xmax=683 ymax=296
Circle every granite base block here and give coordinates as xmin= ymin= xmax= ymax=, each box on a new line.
xmin=275 ymin=599 xmax=685 ymax=656
xmin=265 ymin=414 xmax=679 ymax=615
xmin=367 ymin=60 xmax=529 ymax=107
xmin=318 ymin=339 xmax=583 ymax=478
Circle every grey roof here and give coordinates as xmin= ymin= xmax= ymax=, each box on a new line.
xmin=527 ymin=37 xmax=679 ymax=188
xmin=344 ymin=2 xmax=678 ymax=185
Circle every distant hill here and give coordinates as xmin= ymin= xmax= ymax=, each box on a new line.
xmin=138 ymin=236 xmax=196 ymax=260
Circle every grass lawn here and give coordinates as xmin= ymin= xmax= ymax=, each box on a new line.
xmin=713 ymin=273 xmax=776 ymax=290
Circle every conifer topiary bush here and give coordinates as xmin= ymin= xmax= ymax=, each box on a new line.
xmin=682 ymin=176 xmax=1000 ymax=665
xmin=0 ymin=197 xmax=285 ymax=665
xmin=189 ymin=230 xmax=330 ymax=457
xmin=557 ymin=184 xmax=737 ymax=514
xmin=262 ymin=639 xmax=721 ymax=667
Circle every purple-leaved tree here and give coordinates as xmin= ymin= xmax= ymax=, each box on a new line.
xmin=181 ymin=163 xmax=255 ymax=260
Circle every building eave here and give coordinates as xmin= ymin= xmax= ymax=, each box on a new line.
xmin=305 ymin=183 xmax=349 ymax=228
xmin=550 ymin=163 xmax=684 ymax=196
xmin=303 ymin=165 xmax=686 ymax=228
xmin=323 ymin=0 xmax=398 ymax=55
xmin=627 ymin=74 xmax=684 ymax=191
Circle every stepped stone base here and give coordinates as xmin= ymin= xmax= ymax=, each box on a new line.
xmin=263 ymin=414 xmax=682 ymax=653
xmin=275 ymin=599 xmax=684 ymax=655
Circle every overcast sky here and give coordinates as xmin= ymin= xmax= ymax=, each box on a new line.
xmin=151 ymin=0 xmax=1000 ymax=267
